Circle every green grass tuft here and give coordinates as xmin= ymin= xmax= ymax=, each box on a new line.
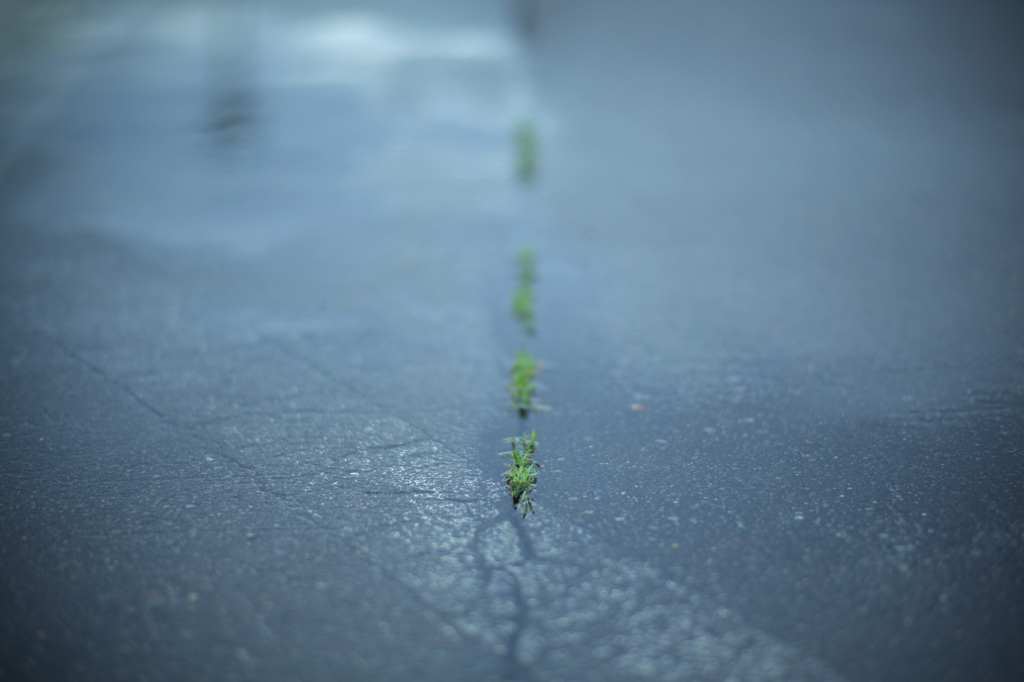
xmin=511 ymin=248 xmax=536 ymax=335
xmin=515 ymin=122 xmax=538 ymax=182
xmin=511 ymin=287 xmax=535 ymax=335
xmin=510 ymin=350 xmax=541 ymax=416
xmin=502 ymin=431 xmax=540 ymax=517
xmin=516 ymin=247 xmax=536 ymax=286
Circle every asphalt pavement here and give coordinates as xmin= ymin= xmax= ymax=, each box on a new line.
xmin=1 ymin=1 xmax=1022 ymax=681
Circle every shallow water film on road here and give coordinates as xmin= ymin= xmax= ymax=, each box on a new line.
xmin=1 ymin=1 xmax=1022 ymax=680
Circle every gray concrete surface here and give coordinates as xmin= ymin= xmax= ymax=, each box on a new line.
xmin=1 ymin=1 xmax=1022 ymax=681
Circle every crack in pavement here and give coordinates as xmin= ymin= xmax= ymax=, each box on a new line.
xmin=49 ymin=334 xmax=167 ymax=420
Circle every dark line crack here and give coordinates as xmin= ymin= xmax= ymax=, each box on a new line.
xmin=50 ymin=335 xmax=166 ymax=420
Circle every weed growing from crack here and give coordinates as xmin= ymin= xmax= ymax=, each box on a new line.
xmin=502 ymin=249 xmax=542 ymax=514
xmin=515 ymin=121 xmax=538 ymax=182
xmin=510 ymin=349 xmax=542 ymax=416
xmin=502 ymin=430 xmax=540 ymax=517
xmin=516 ymin=247 xmax=536 ymax=286
xmin=511 ymin=287 xmax=535 ymax=335
xmin=512 ymin=248 xmax=536 ymax=334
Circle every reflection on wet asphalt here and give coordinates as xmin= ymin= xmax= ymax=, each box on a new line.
xmin=1 ymin=1 xmax=1022 ymax=681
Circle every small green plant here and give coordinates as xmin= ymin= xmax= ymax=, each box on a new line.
xmin=510 ymin=349 xmax=541 ymax=416
xmin=515 ymin=121 xmax=538 ymax=182
xmin=511 ymin=286 xmax=535 ymax=334
xmin=511 ymin=247 xmax=536 ymax=334
xmin=515 ymin=247 xmax=536 ymax=286
xmin=502 ymin=431 xmax=540 ymax=517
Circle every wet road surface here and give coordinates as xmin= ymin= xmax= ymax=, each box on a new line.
xmin=1 ymin=1 xmax=1022 ymax=680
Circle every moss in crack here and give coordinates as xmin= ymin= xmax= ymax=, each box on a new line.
xmin=502 ymin=431 xmax=540 ymax=517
